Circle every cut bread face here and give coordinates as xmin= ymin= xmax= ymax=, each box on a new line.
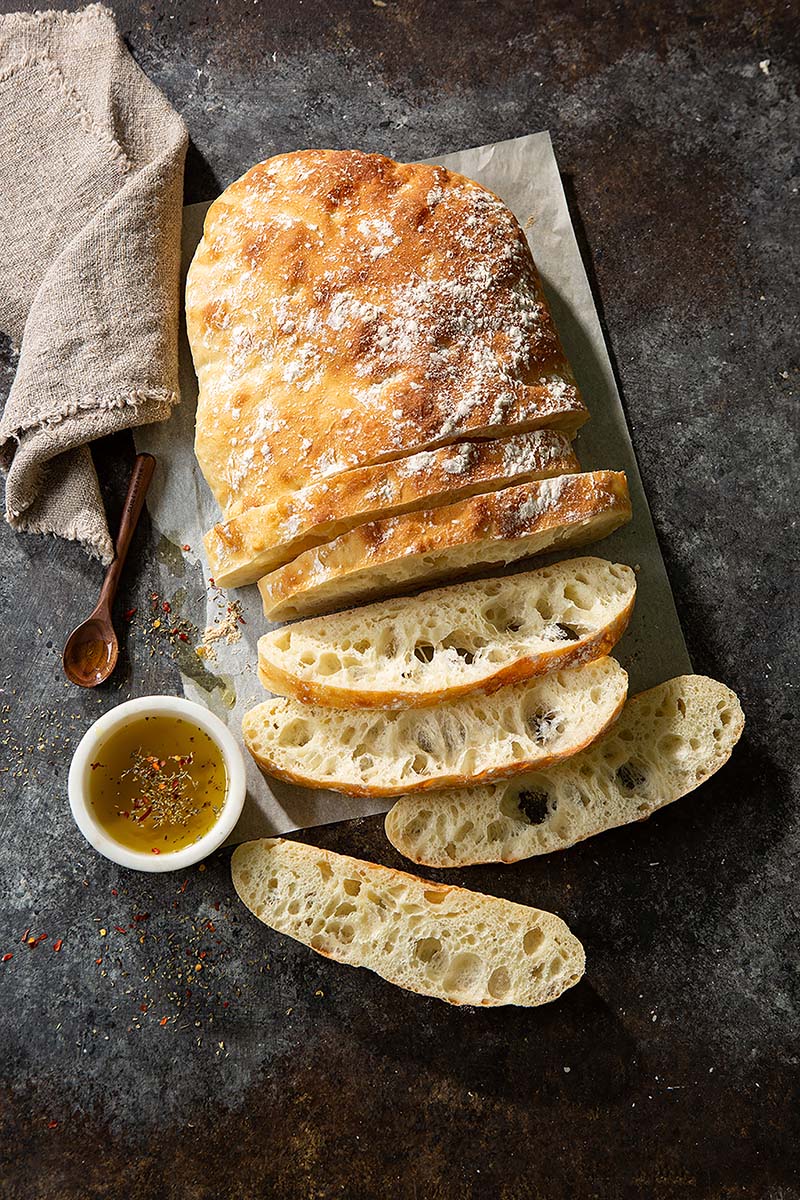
xmin=242 ymin=656 xmax=628 ymax=798
xmin=258 ymin=470 xmax=631 ymax=621
xmin=231 ymin=838 xmax=585 ymax=1007
xmin=205 ymin=429 xmax=580 ymax=588
xmin=258 ymin=557 xmax=636 ymax=710
xmin=188 ymin=149 xmax=587 ymax=524
xmin=385 ymin=675 xmax=744 ymax=866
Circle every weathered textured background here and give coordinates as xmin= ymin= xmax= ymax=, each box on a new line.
xmin=1 ymin=2 xmax=797 ymax=1197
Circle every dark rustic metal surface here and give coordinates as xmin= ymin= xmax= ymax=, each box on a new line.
xmin=1 ymin=2 xmax=798 ymax=1197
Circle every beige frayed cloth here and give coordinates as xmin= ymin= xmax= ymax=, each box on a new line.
xmin=0 ymin=4 xmax=187 ymax=562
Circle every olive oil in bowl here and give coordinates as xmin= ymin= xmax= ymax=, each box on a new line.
xmin=87 ymin=714 xmax=227 ymax=857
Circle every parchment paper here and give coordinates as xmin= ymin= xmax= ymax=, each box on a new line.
xmin=135 ymin=131 xmax=691 ymax=843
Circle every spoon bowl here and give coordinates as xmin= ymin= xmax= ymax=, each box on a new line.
xmin=62 ymin=453 xmax=155 ymax=689
xmin=63 ymin=614 xmax=119 ymax=687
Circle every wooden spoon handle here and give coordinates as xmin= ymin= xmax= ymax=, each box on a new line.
xmin=97 ymin=453 xmax=156 ymax=610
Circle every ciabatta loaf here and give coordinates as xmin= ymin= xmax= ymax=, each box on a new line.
xmin=242 ymin=656 xmax=628 ymax=797
xmin=258 ymin=471 xmax=631 ymax=621
xmin=187 ymin=149 xmax=587 ymax=524
xmin=206 ymin=430 xmax=579 ymax=588
xmin=231 ymin=838 xmax=585 ymax=1007
xmin=258 ymin=557 xmax=636 ymax=709
xmin=385 ymin=675 xmax=744 ymax=866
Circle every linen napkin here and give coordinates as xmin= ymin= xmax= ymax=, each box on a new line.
xmin=0 ymin=3 xmax=187 ymax=562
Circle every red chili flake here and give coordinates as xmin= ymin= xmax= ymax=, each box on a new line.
xmin=95 ymin=957 xmax=102 ymax=965
xmin=111 ymin=888 xmax=118 ymax=896
xmin=47 ymin=1120 xmax=59 ymax=1130
xmin=198 ymin=951 xmax=207 ymax=959
xmin=222 ymin=1001 xmax=229 ymax=1008
xmin=179 ymin=879 xmax=188 ymax=894
xmin=206 ymin=922 xmax=216 ymax=933
xmin=90 ymin=761 xmax=101 ymax=771
xmin=114 ymin=926 xmax=127 ymax=934
xmin=53 ymin=939 xmax=63 ymax=953
xmin=150 ymin=592 xmax=159 ymax=602
xmin=139 ymin=1003 xmax=148 ymax=1013
xmin=133 ymin=912 xmax=149 ymax=923
xmin=208 ymin=577 xmax=215 ymax=586
xmin=2 ymin=953 xmax=13 ymax=963
xmin=20 ymin=927 xmax=30 ymax=943
xmin=185 ymin=988 xmax=192 ymax=998
xmin=151 ymin=848 xmax=161 ymax=855
xmin=28 ymin=933 xmax=48 ymax=948
xmin=213 ymin=902 xmax=220 ymax=912
xmin=161 ymin=601 xmax=171 ymax=613
xmin=182 ymin=544 xmax=191 ymax=552
xmin=123 ymin=608 xmax=137 ymax=622
xmin=159 ymin=1016 xmax=168 ymax=1027
xmin=178 ymin=633 xmax=189 ymax=643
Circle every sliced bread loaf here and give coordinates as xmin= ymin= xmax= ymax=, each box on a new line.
xmin=231 ymin=838 xmax=585 ymax=1007
xmin=242 ymin=656 xmax=628 ymax=797
xmin=384 ymin=675 xmax=744 ymax=866
xmin=258 ymin=557 xmax=636 ymax=709
xmin=258 ymin=470 xmax=631 ymax=621
xmin=206 ymin=430 xmax=580 ymax=588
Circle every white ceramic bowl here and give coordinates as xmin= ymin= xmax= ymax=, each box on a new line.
xmin=68 ymin=695 xmax=246 ymax=872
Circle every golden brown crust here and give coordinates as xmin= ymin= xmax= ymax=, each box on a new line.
xmin=257 ymin=471 xmax=632 ymax=621
xmin=204 ymin=429 xmax=580 ymax=587
xmin=187 ymin=149 xmax=588 ymax=523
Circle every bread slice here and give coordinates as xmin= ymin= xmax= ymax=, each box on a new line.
xmin=205 ymin=430 xmax=580 ymax=588
xmin=385 ymin=675 xmax=744 ymax=866
xmin=242 ymin=656 xmax=628 ymax=797
xmin=188 ymin=149 xmax=588 ymax=525
xmin=231 ymin=838 xmax=585 ymax=1007
xmin=257 ymin=557 xmax=636 ymax=709
xmin=258 ymin=470 xmax=631 ymax=621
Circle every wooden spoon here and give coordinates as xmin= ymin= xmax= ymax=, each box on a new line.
xmin=63 ymin=453 xmax=156 ymax=688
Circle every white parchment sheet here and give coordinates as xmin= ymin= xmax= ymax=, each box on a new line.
xmin=136 ymin=131 xmax=692 ymax=843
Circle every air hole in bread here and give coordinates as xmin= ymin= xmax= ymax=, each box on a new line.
xmin=268 ymin=877 xmax=278 ymax=889
xmin=657 ymin=733 xmax=685 ymax=759
xmin=525 ymin=706 xmax=558 ymax=745
xmin=278 ymin=720 xmax=311 ymax=748
xmin=334 ymin=902 xmax=357 ymax=918
xmin=310 ymin=933 xmax=331 ymax=953
xmin=288 ymin=899 xmax=300 ymax=915
xmin=443 ymin=951 xmax=483 ymax=994
xmin=411 ymin=753 xmax=429 ymax=774
xmin=317 ymin=652 xmax=343 ymax=676
xmin=535 ymin=597 xmax=554 ymax=620
xmin=481 ymin=603 xmax=523 ymax=635
xmin=563 ymin=583 xmax=592 ymax=610
xmin=343 ymin=878 xmax=361 ymax=897
xmin=515 ymin=788 xmax=550 ymax=825
xmin=523 ymin=927 xmax=545 ymax=956
xmin=423 ymin=889 xmax=447 ymax=905
xmin=543 ymin=622 xmax=580 ymax=642
xmin=720 ymin=708 xmax=733 ymax=726
xmin=616 ymin=760 xmax=647 ymax=791
xmin=413 ymin=642 xmax=435 ymax=664
xmin=339 ymin=924 xmax=355 ymax=944
xmin=299 ymin=651 xmax=315 ymax=665
xmin=677 ymin=697 xmax=687 ymax=717
xmin=317 ymin=860 xmax=333 ymax=882
xmin=414 ymin=936 xmax=442 ymax=963
xmin=486 ymin=819 xmax=505 ymax=842
xmin=487 ymin=966 xmax=511 ymax=1000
